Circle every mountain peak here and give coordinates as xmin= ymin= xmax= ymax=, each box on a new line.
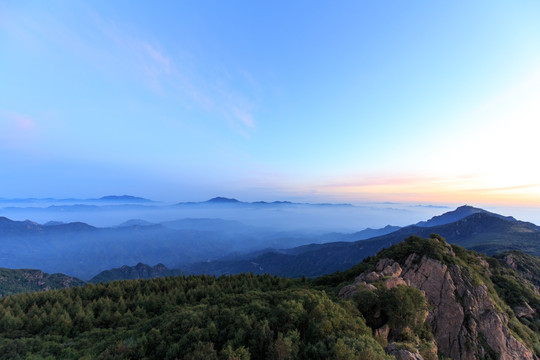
xmin=416 ymin=205 xmax=514 ymax=228
xmin=206 ymin=197 xmax=241 ymax=203
xmin=98 ymin=195 xmax=151 ymax=202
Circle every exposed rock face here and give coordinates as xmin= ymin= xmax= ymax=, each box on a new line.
xmin=502 ymin=253 xmax=518 ymax=270
xmin=366 ymin=271 xmax=381 ymax=282
xmin=402 ymin=254 xmax=534 ymax=360
xmin=384 ymin=277 xmax=407 ymax=289
xmin=375 ymin=324 xmax=390 ymax=341
xmin=386 ymin=343 xmax=425 ymax=360
xmin=337 ymin=284 xmax=357 ymax=299
xmin=515 ymin=303 xmax=535 ymax=318
xmin=341 ymin=253 xmax=537 ymax=360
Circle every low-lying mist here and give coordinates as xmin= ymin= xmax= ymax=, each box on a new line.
xmin=0 ymin=198 xmax=448 ymax=232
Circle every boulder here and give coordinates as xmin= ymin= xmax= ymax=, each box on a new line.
xmin=376 ymin=258 xmax=395 ymax=272
xmin=337 ymin=284 xmax=357 ymax=299
xmin=384 ymin=277 xmax=407 ymax=289
xmin=514 ymin=303 xmax=535 ymax=318
xmin=382 ymin=262 xmax=402 ymax=277
xmin=386 ymin=343 xmax=424 ymax=360
xmin=365 ymin=271 xmax=381 ymax=282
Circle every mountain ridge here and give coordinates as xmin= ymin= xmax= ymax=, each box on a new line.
xmin=89 ymin=262 xmax=185 ymax=283
xmin=184 ymin=208 xmax=540 ymax=277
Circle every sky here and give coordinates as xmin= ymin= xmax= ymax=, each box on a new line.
xmin=1 ymin=1 xmax=540 ymax=207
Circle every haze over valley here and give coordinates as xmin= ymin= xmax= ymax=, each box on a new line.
xmin=2 ymin=196 xmax=540 ymax=283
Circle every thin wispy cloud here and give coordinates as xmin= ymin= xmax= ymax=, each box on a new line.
xmin=142 ymin=43 xmax=171 ymax=75
xmin=86 ymin=8 xmax=259 ymax=134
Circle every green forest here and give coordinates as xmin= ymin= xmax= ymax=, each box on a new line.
xmin=0 ymin=273 xmax=396 ymax=359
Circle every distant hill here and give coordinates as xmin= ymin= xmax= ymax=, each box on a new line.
xmin=184 ymin=208 xmax=540 ymax=277
xmin=0 ymin=267 xmax=84 ymax=296
xmin=415 ymin=204 xmax=516 ymax=227
xmin=98 ymin=195 xmax=153 ymax=203
xmin=43 ymin=220 xmax=65 ymax=226
xmin=117 ymin=219 xmax=155 ymax=227
xmin=0 ymin=217 xmax=97 ymax=237
xmin=174 ymin=197 xmax=354 ymax=208
xmin=90 ymin=263 xmax=185 ymax=283
xmin=205 ymin=197 xmax=241 ymax=203
xmin=0 ymin=195 xmax=154 ymax=204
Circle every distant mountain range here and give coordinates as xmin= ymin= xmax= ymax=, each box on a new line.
xmin=174 ymin=197 xmax=354 ymax=207
xmin=0 ymin=195 xmax=355 ymax=206
xmin=183 ymin=206 xmax=540 ymax=277
xmin=0 ymin=196 xmax=384 ymax=230
xmin=0 ymin=214 xmax=389 ymax=279
xmin=2 ymin=204 xmax=539 ymax=283
xmin=0 ymin=195 xmax=154 ymax=204
xmin=2 ymin=204 xmax=540 ymax=297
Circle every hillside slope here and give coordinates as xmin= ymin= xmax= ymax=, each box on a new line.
xmin=185 ymin=211 xmax=540 ymax=278
xmin=89 ymin=263 xmax=185 ymax=283
xmin=0 ymin=268 xmax=84 ymax=297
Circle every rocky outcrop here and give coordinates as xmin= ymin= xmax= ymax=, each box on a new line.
xmin=340 ymin=250 xmax=537 ymax=360
xmin=403 ymin=253 xmax=536 ymax=360
xmin=0 ymin=268 xmax=84 ymax=297
xmin=339 ymin=259 xmax=409 ymax=299
xmin=386 ymin=343 xmax=424 ymax=360
xmin=514 ymin=303 xmax=535 ymax=319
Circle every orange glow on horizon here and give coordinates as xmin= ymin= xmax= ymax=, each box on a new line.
xmin=313 ymin=175 xmax=540 ymax=206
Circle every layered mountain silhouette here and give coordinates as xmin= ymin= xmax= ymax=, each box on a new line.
xmin=0 ymin=214 xmax=391 ymax=279
xmin=184 ymin=206 xmax=540 ymax=277
xmin=1 ymin=204 xmax=539 ymax=282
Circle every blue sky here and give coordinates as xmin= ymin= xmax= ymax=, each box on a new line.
xmin=1 ymin=1 xmax=540 ymax=204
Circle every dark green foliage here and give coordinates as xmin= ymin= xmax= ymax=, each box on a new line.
xmin=376 ymin=234 xmax=454 ymax=265
xmin=0 ymin=274 xmax=390 ymax=359
xmin=354 ymin=285 xmax=431 ymax=342
xmin=488 ymin=254 xmax=540 ymax=335
xmin=494 ymin=250 xmax=540 ymax=287
xmin=89 ymin=263 xmax=185 ymax=284
xmin=312 ymin=260 xmax=376 ymax=292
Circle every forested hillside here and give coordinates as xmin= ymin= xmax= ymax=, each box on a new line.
xmin=0 ymin=268 xmax=83 ymax=297
xmin=0 ymin=274 xmax=390 ymax=359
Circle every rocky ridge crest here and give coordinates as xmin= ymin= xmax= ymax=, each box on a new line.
xmin=340 ymin=235 xmax=537 ymax=360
